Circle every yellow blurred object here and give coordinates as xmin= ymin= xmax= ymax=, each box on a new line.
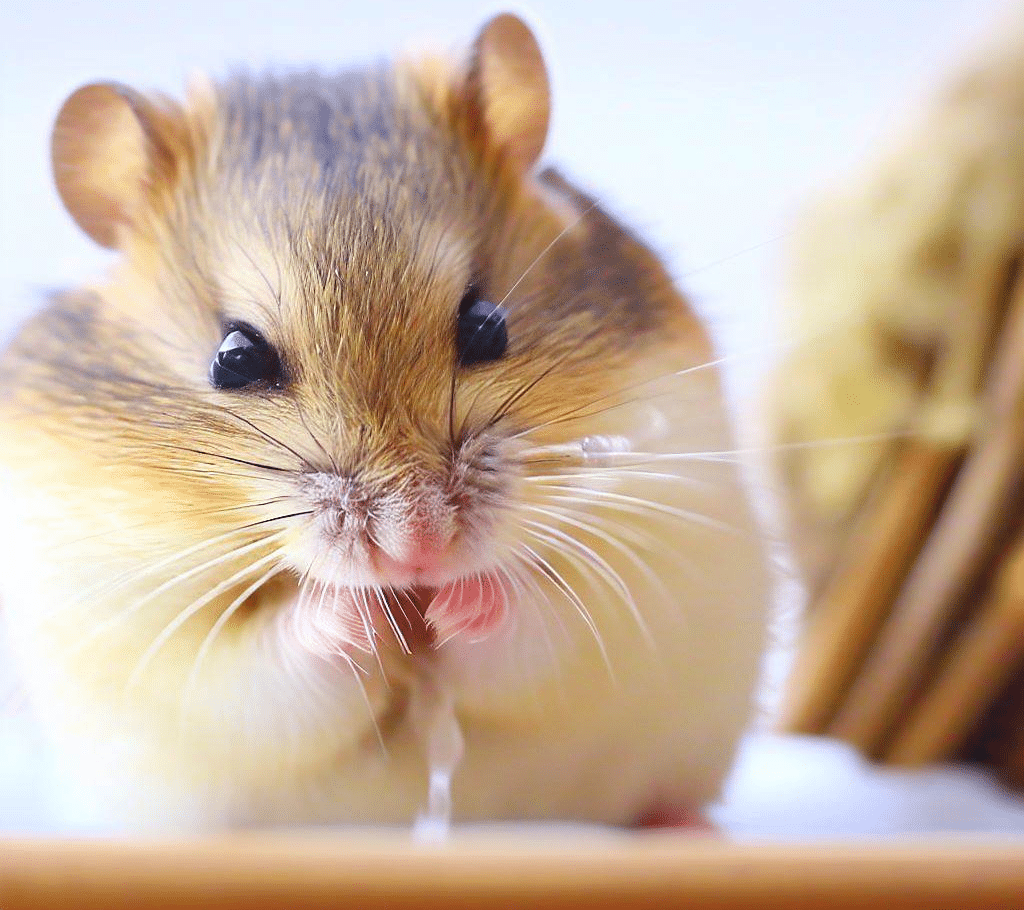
xmin=772 ymin=11 xmax=1024 ymax=783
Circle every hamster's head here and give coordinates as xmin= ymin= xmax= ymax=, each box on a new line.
xmin=7 ymin=14 xmax=713 ymax=723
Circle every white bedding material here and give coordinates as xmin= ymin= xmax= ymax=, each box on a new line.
xmin=715 ymin=733 xmax=1024 ymax=839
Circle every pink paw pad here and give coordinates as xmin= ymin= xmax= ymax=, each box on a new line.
xmin=635 ymin=806 xmax=718 ymax=834
xmin=425 ymin=572 xmax=508 ymax=643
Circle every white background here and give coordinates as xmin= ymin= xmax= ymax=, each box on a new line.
xmin=3 ymin=0 xmax=1024 ymax=835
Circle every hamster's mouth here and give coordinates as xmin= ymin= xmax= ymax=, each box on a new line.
xmin=286 ymin=572 xmax=509 ymax=658
xmin=412 ymin=573 xmax=508 ymax=643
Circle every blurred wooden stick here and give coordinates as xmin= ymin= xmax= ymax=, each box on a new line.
xmin=779 ymin=256 xmax=1015 ymax=739
xmin=829 ymin=266 xmax=1024 ymax=754
xmin=886 ymin=530 xmax=1024 ymax=764
xmin=777 ymin=441 xmax=957 ymax=734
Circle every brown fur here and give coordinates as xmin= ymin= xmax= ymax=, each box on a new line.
xmin=0 ymin=14 xmax=769 ymax=831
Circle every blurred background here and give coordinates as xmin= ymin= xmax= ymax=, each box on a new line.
xmin=3 ymin=0 xmax=1024 ymax=837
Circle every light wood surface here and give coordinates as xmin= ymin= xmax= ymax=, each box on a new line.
xmin=1 ymin=836 xmax=1023 ymax=910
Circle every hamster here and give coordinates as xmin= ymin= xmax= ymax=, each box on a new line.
xmin=0 ymin=13 xmax=771 ymax=831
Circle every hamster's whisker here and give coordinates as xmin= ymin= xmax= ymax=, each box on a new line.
xmin=530 ymin=482 xmax=741 ymax=536
xmin=355 ymin=587 xmax=377 ymax=651
xmin=68 ymin=530 xmax=291 ymax=657
xmin=159 ymin=465 xmax=295 ymax=484
xmin=293 ymin=555 xmax=318 ymax=617
xmin=535 ymin=495 xmax=703 ymax=581
xmin=299 ymin=547 xmax=344 ymax=634
xmin=486 ymin=350 xmax=576 ymax=429
xmin=483 ymin=321 xmax=611 ymax=432
xmin=542 ymin=458 xmax=787 ymax=505
xmin=312 ymin=575 xmax=332 ymax=642
xmin=511 ymin=317 xmax=853 ymax=444
xmin=507 ymin=546 xmax=569 ymax=680
xmin=216 ymin=408 xmax=315 ymax=471
xmin=125 ymin=547 xmax=287 ymax=693
xmin=181 ymin=562 xmax=287 ymax=712
xmin=497 ymin=561 xmax=525 ymax=606
xmin=268 ymin=554 xmax=381 ymax=751
xmin=532 ymin=432 xmax=903 ymax=466
xmin=44 ymin=498 xmax=292 ymax=554
xmin=453 ymin=201 xmax=596 ymax=409
xmin=520 ymin=515 xmax=648 ymax=647
xmin=523 ymin=504 xmax=660 ymax=647
xmin=679 ymin=229 xmax=793 ymax=280
xmin=491 ymin=562 xmax=528 ymax=632
xmin=41 ymin=519 xmax=292 ymax=621
xmin=527 ymin=467 xmax=709 ymax=488
xmin=541 ymin=496 xmax=705 ymax=633
xmin=434 ymin=575 xmax=472 ymax=648
xmin=156 ymin=443 xmax=296 ymax=475
xmin=454 ymin=376 xmax=494 ymax=442
xmin=292 ymin=398 xmax=341 ymax=474
xmin=531 ymin=485 xmax=753 ymax=581
xmin=238 ymin=509 xmax=315 ymax=531
xmin=512 ymin=307 xmax=925 ymax=445
xmin=518 ymin=439 xmax=896 ymax=510
xmin=521 ymin=515 xmax=632 ymax=606
xmin=230 ymin=562 xmax=386 ymax=765
xmin=507 ymin=354 xmax=733 ymax=443
xmin=356 ymin=587 xmax=389 ymax=677
xmin=318 ymin=626 xmax=387 ymax=757
xmin=496 ymin=201 xmax=598 ymax=311
xmin=518 ymin=536 xmax=612 ymax=678
xmin=376 ymin=586 xmax=411 ymax=654
xmin=350 ymin=587 xmax=374 ymax=654
xmin=514 ymin=560 xmax=566 ymax=661
xmin=390 ymin=586 xmax=421 ymax=637
xmin=448 ymin=361 xmax=459 ymax=447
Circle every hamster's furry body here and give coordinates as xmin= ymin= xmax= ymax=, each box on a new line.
xmin=0 ymin=16 xmax=770 ymax=831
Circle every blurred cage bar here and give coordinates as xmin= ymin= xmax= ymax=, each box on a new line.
xmin=773 ymin=36 xmax=1024 ymax=779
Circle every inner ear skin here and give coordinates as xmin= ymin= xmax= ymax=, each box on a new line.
xmin=466 ymin=13 xmax=551 ymax=172
xmin=51 ymin=81 xmax=191 ymax=250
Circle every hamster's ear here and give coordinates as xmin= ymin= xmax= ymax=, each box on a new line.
xmin=464 ymin=13 xmax=550 ymax=171
xmin=51 ymin=82 xmax=179 ymax=249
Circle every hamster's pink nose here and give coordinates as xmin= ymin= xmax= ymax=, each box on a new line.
xmin=371 ymin=524 xmax=453 ymax=581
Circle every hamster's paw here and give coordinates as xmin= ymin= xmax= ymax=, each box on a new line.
xmin=634 ymin=805 xmax=718 ymax=834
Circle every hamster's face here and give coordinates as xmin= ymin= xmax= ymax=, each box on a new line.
xmin=4 ymin=19 xmax=710 ymax=700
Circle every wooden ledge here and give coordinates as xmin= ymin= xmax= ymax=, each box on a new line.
xmin=1 ymin=836 xmax=1023 ymax=909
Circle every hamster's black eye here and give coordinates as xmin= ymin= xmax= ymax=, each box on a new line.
xmin=457 ymin=288 xmax=507 ymax=366
xmin=210 ymin=323 xmax=281 ymax=390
